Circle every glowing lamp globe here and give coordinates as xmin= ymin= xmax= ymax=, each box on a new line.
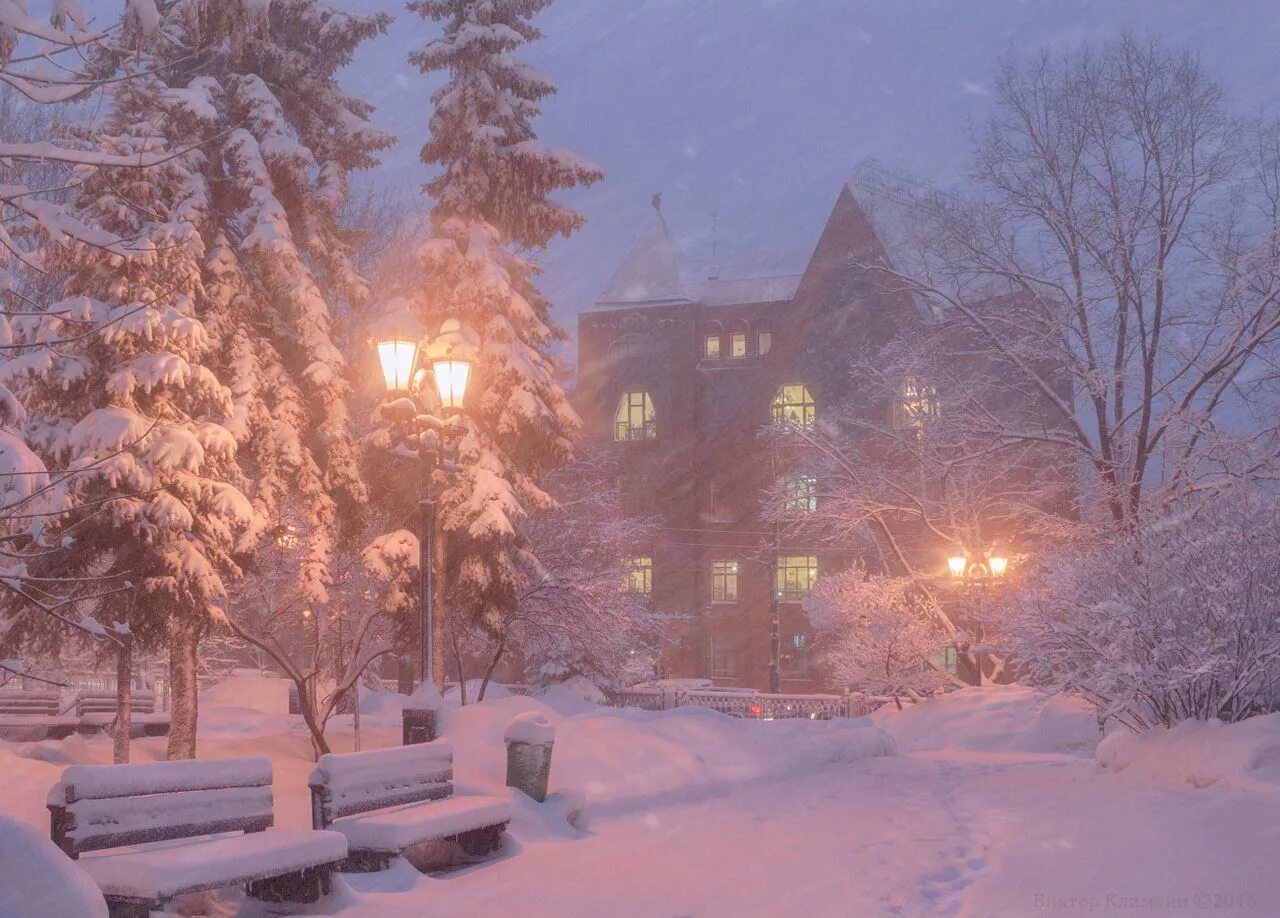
xmin=947 ymin=554 xmax=967 ymax=579
xmin=431 ymin=358 xmax=472 ymax=411
xmin=988 ymin=554 xmax=1008 ymax=578
xmin=376 ymin=338 xmax=419 ymax=392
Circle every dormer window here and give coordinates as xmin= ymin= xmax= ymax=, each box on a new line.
xmin=615 ymin=390 xmax=656 ymax=440
xmin=730 ymin=332 xmax=747 ymax=358
xmin=703 ymin=335 xmax=721 ymax=358
xmin=772 ymin=384 xmax=816 ymax=427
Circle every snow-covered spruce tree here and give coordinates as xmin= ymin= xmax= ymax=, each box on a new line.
xmin=112 ymin=1 xmax=391 ymax=752
xmin=398 ymin=0 xmax=601 ymax=662
xmin=1 ymin=64 xmax=253 ymax=759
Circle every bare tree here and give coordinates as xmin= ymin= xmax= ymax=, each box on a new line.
xmin=852 ymin=35 xmax=1280 ymax=533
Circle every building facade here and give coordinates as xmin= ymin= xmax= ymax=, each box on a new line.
xmin=577 ymin=187 xmax=932 ymax=692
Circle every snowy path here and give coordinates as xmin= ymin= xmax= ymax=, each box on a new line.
xmin=327 ymin=750 xmax=1280 ymax=917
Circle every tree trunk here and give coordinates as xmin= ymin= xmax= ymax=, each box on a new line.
xmin=450 ymin=629 xmax=468 ymax=705
xmin=477 ymin=636 xmax=507 ymax=703
xmin=112 ymin=633 xmax=133 ymax=764
xmin=296 ymin=676 xmax=331 ymax=759
xmin=166 ymin=615 xmax=201 ymax=760
xmin=432 ymin=516 xmax=447 ymax=688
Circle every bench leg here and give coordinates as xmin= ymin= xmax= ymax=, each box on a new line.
xmin=453 ymin=823 xmax=507 ymax=857
xmin=106 ymin=897 xmax=164 ymax=918
xmin=246 ymin=863 xmax=334 ymax=904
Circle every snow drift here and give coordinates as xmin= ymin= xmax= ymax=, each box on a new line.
xmin=0 ymin=815 xmax=107 ymax=918
xmin=1097 ymin=714 xmax=1280 ymax=790
xmin=872 ymin=685 xmax=1100 ymax=755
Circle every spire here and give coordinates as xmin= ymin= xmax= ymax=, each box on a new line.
xmin=597 ymin=207 xmax=687 ymax=306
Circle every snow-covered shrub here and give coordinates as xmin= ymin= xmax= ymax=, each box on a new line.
xmin=1003 ymin=488 xmax=1280 ymax=730
xmin=806 ymin=570 xmax=954 ymax=706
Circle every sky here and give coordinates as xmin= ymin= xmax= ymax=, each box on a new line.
xmin=338 ymin=0 xmax=1280 ymax=338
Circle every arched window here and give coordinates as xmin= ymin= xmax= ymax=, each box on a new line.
xmin=608 ymin=333 xmax=651 ymax=363
xmin=615 ymin=390 xmax=656 ymax=441
xmin=702 ymin=322 xmax=723 ymax=359
xmin=756 ymin=327 xmax=773 ymax=356
xmin=895 ymin=377 xmax=940 ymax=428
xmin=771 ymin=384 xmax=816 ymax=427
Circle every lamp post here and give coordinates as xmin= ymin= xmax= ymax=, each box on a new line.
xmin=373 ymin=321 xmax=475 ymax=696
xmin=944 ymin=543 xmax=1011 ymax=685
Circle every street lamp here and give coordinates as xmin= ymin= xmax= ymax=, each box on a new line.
xmin=946 ymin=545 xmax=1010 ymax=583
xmin=373 ymin=320 xmax=475 ymax=702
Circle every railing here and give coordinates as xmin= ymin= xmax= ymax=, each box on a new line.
xmin=605 ymin=686 xmax=880 ymax=719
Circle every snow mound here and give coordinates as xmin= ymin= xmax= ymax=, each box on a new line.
xmin=534 ymin=676 xmax=607 ymax=715
xmin=440 ymin=695 xmax=895 ymax=815
xmin=200 ymin=672 xmax=290 ymax=715
xmin=0 ymin=814 xmax=107 ymax=918
xmin=505 ymin=712 xmax=555 ymax=746
xmin=1097 ymin=714 xmax=1280 ymax=790
xmin=873 ymin=685 xmax=1100 ymax=755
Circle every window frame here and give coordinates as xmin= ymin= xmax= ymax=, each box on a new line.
xmin=614 ymin=390 xmax=657 ymax=441
xmin=623 ymin=556 xmax=653 ymax=595
xmin=757 ymin=330 xmax=772 ymax=356
xmin=783 ymin=474 xmax=818 ymax=513
xmin=775 ymin=554 xmax=818 ymax=601
xmin=710 ymin=633 xmax=738 ymax=678
xmin=729 ymin=332 xmax=747 ymax=358
xmin=710 ymin=560 xmax=739 ymax=603
xmin=771 ymin=384 xmax=816 ymax=427
xmin=703 ymin=334 xmax=722 ymax=359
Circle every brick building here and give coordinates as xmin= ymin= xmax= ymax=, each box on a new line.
xmin=576 ymin=186 xmax=936 ymax=692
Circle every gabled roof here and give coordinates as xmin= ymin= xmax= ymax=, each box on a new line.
xmin=596 ymin=212 xmax=688 ymax=307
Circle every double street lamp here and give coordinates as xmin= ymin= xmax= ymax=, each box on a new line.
xmin=946 ymin=546 xmax=1009 ymax=583
xmin=373 ymin=318 xmax=475 ymax=695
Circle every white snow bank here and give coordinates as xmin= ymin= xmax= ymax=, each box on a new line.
xmin=441 ymin=696 xmax=895 ymax=816
xmin=1097 ymin=714 xmax=1280 ymax=790
xmin=505 ymin=712 xmax=555 ymax=746
xmin=200 ymin=672 xmax=290 ymax=715
xmin=0 ymin=814 xmax=107 ymax=918
xmin=873 ymin=685 xmax=1100 ymax=755
xmin=534 ymin=676 xmax=608 ymax=716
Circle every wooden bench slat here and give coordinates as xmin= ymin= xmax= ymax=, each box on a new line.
xmin=56 ymin=756 xmax=272 ymax=803
xmin=64 ymin=786 xmax=274 ymax=853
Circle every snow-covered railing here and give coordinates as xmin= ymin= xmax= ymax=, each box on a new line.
xmin=605 ymin=686 xmax=878 ymax=718
xmin=676 ymin=690 xmax=848 ymax=720
xmin=605 ymin=687 xmax=665 ymax=711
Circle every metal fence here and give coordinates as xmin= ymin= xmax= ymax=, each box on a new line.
xmin=605 ymin=687 xmax=880 ymax=720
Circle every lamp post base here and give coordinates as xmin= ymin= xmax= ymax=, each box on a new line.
xmin=402 ymin=707 xmax=437 ymax=745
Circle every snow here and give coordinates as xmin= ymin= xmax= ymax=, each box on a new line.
xmin=330 ymin=796 xmax=512 ymax=853
xmin=1097 ymin=715 xmax=1280 ymax=790
xmin=2 ymin=682 xmax=1279 ymax=915
xmin=76 ymin=828 xmax=347 ymax=901
xmin=504 ymin=711 xmax=554 ymax=746
xmin=52 ymin=756 xmax=272 ymax=804
xmin=872 ymin=685 xmax=1101 ymax=756
xmin=0 ymin=814 xmax=106 ymax=918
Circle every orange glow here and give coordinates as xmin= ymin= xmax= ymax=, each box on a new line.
xmin=431 ymin=358 xmax=472 ymax=411
xmin=376 ymin=339 xmax=418 ymax=392
xmin=947 ymin=554 xmax=967 ymax=578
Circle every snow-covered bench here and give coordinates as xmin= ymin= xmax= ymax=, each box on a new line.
xmin=309 ymin=740 xmax=512 ymax=871
xmin=0 ymin=689 xmax=78 ymax=741
xmin=76 ymin=691 xmax=170 ymax=737
xmin=48 ymin=757 xmax=347 ymax=917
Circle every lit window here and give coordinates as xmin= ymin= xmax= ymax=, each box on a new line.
xmin=730 ymin=333 xmax=747 ymax=358
xmin=704 ymin=335 xmax=721 ymax=358
xmin=896 ymin=377 xmax=940 ymax=428
xmin=783 ymin=475 xmax=817 ymax=513
xmin=614 ymin=390 xmax=656 ymax=441
xmin=771 ymin=384 xmax=816 ymax=427
xmin=623 ymin=556 xmax=652 ymax=595
xmin=781 ymin=632 xmax=814 ymax=676
xmin=775 ymin=555 xmax=817 ymax=600
xmin=711 ymin=560 xmax=738 ymax=602
xmin=710 ymin=634 xmax=737 ymax=677
xmin=758 ymin=330 xmax=772 ymax=355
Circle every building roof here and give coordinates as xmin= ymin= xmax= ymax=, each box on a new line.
xmin=592 ymin=209 xmax=802 ymax=312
